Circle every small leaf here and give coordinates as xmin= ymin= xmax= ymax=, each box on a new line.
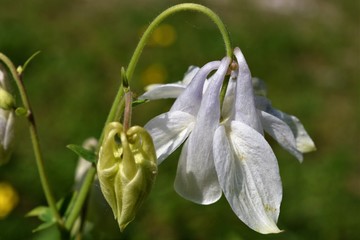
xmin=26 ymin=205 xmax=54 ymax=222
xmin=132 ymin=99 xmax=149 ymax=107
xmin=67 ymin=144 xmax=97 ymax=163
xmin=26 ymin=206 xmax=48 ymax=218
xmin=32 ymin=221 xmax=56 ymax=233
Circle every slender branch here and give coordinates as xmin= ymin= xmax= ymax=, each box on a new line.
xmin=0 ymin=53 xmax=64 ymax=227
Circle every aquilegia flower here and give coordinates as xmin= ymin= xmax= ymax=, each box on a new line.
xmin=141 ymin=47 xmax=315 ymax=234
xmin=0 ymin=66 xmax=15 ymax=165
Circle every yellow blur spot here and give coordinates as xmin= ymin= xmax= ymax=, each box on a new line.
xmin=141 ymin=64 xmax=167 ymax=86
xmin=140 ymin=24 xmax=177 ymax=47
xmin=0 ymin=182 xmax=19 ymax=219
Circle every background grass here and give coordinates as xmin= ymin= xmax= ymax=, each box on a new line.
xmin=0 ymin=0 xmax=359 ymax=239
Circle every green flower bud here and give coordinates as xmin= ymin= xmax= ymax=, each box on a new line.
xmin=0 ymin=87 xmax=15 ymax=110
xmin=0 ymin=67 xmax=15 ymax=110
xmin=97 ymin=122 xmax=157 ymax=231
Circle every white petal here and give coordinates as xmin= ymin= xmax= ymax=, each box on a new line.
xmin=221 ymin=74 xmax=237 ymax=122
xmin=233 ymin=47 xmax=263 ymax=133
xmin=144 ymin=111 xmax=195 ymax=164
xmin=174 ymin=57 xmax=230 ymax=204
xmin=139 ymin=66 xmax=200 ymax=100
xmin=174 ymin=139 xmax=221 ymax=204
xmin=213 ymin=122 xmax=282 ymax=234
xmin=171 ymin=61 xmax=221 ymax=115
xmin=260 ymin=111 xmax=303 ymax=162
xmin=181 ymin=66 xmax=200 ymax=85
xmin=269 ymin=108 xmax=316 ymax=153
xmin=139 ymin=83 xmax=186 ymax=100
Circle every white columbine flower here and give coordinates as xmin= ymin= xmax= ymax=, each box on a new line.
xmin=143 ymin=47 xmax=284 ymax=234
xmin=141 ymin=47 xmax=315 ymax=234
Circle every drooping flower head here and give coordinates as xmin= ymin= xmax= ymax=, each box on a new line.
xmin=140 ymin=47 xmax=315 ymax=234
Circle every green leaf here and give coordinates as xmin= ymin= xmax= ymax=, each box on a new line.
xmin=132 ymin=98 xmax=149 ymax=107
xmin=67 ymin=144 xmax=97 ymax=163
xmin=32 ymin=221 xmax=56 ymax=233
xmin=26 ymin=194 xmax=78 ymax=233
xmin=26 ymin=206 xmax=50 ymax=219
xmin=26 ymin=206 xmax=55 ymax=233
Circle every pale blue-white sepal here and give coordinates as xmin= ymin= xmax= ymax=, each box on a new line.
xmin=260 ymin=110 xmax=303 ymax=162
xmin=144 ymin=110 xmax=195 ymax=164
xmin=213 ymin=122 xmax=283 ymax=234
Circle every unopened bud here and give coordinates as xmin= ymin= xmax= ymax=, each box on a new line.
xmin=97 ymin=122 xmax=157 ymax=231
xmin=0 ymin=87 xmax=15 ymax=110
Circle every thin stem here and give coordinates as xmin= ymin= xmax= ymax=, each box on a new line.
xmin=123 ymin=90 xmax=132 ymax=131
xmin=0 ymin=53 xmax=64 ymax=227
xmin=122 ymin=67 xmax=132 ymax=131
xmin=126 ymin=3 xmax=232 ymax=83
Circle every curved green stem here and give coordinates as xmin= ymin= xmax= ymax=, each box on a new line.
xmin=63 ymin=3 xmax=232 ymax=232
xmin=126 ymin=3 xmax=232 ymax=82
xmin=0 ymin=53 xmax=64 ymax=227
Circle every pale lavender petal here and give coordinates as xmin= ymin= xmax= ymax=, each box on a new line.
xmin=221 ymin=74 xmax=237 ymax=122
xmin=269 ymin=108 xmax=316 ymax=153
xmin=139 ymin=66 xmax=200 ymax=100
xmin=4 ymin=111 xmax=15 ymax=148
xmin=254 ymin=96 xmax=271 ymax=111
xmin=252 ymin=77 xmax=267 ymax=97
xmin=139 ymin=83 xmax=186 ymax=100
xmin=181 ymin=66 xmax=200 ymax=85
xmin=174 ymin=57 xmax=230 ymax=204
xmin=260 ymin=111 xmax=303 ymax=162
xmin=213 ymin=122 xmax=282 ymax=234
xmin=233 ymin=47 xmax=263 ymax=133
xmin=171 ymin=61 xmax=220 ymax=115
xmin=144 ymin=111 xmax=195 ymax=164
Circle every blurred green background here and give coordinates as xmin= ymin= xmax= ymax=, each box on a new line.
xmin=0 ymin=0 xmax=359 ymax=239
